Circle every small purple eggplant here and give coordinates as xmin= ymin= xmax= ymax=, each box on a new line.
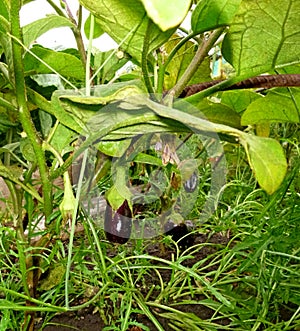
xmin=183 ymin=171 xmax=198 ymax=193
xmin=104 ymin=200 xmax=132 ymax=244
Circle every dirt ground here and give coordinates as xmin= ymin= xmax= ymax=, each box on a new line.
xmin=34 ymin=232 xmax=231 ymax=331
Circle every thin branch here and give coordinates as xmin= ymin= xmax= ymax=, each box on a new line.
xmin=167 ymin=27 xmax=226 ymax=99
xmin=180 ymin=74 xmax=300 ymax=97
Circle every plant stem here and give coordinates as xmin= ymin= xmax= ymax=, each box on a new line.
xmin=85 ymin=13 xmax=95 ymax=95
xmin=142 ymin=20 xmax=155 ymax=96
xmin=62 ymin=0 xmax=87 ymax=71
xmin=167 ymin=27 xmax=225 ymax=99
xmin=46 ymin=0 xmax=68 ymax=18
xmin=157 ymin=31 xmax=200 ymax=95
xmin=10 ymin=0 xmax=52 ymax=218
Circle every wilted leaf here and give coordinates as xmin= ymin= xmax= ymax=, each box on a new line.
xmin=192 ymin=0 xmax=241 ymax=33
xmin=242 ymin=88 xmax=300 ymax=125
xmin=140 ymin=0 xmax=191 ymax=31
xmin=50 ymin=81 xmax=146 ymax=133
xmin=223 ymin=0 xmax=300 ymax=76
xmin=242 ymin=135 xmax=287 ymax=194
xmin=22 ymin=15 xmax=75 ymax=47
xmin=175 ymin=97 xmax=242 ymax=128
xmin=79 ymin=0 xmax=176 ymax=63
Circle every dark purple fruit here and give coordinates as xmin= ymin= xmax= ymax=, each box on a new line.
xmin=104 ymin=200 xmax=132 ymax=244
xmin=164 ymin=220 xmax=194 ymax=248
xmin=183 ymin=171 xmax=198 ymax=193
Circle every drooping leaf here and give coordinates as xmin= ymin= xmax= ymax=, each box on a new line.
xmin=222 ymin=0 xmax=300 ymax=76
xmin=242 ymin=88 xmax=300 ymax=125
xmin=175 ymin=96 xmax=242 ymax=129
xmin=22 ymin=15 xmax=75 ymax=47
xmin=192 ymin=0 xmax=241 ymax=33
xmin=50 ymin=80 xmax=146 ymax=133
xmin=79 ymin=0 xmax=176 ymax=63
xmin=120 ymin=95 xmax=287 ymax=194
xmin=197 ymin=100 xmax=242 ymax=129
xmin=163 ymin=35 xmax=211 ymax=90
xmin=241 ymin=135 xmax=287 ymax=194
xmin=140 ymin=0 xmax=192 ymax=31
xmin=24 ymin=45 xmax=85 ymax=80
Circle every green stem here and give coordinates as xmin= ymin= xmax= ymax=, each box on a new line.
xmin=157 ymin=31 xmax=200 ymax=95
xmin=10 ymin=0 xmax=52 ymax=218
xmin=142 ymin=20 xmax=155 ymax=96
xmin=0 ymin=97 xmax=17 ymax=111
xmin=167 ymin=27 xmax=225 ymax=99
xmin=85 ymin=14 xmax=95 ymax=96
xmin=46 ymin=0 xmax=67 ymax=18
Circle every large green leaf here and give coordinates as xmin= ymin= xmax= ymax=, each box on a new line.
xmin=242 ymin=88 xmax=300 ymax=125
xmin=22 ymin=15 xmax=75 ymax=47
xmin=23 ymin=45 xmax=85 ymax=80
xmin=241 ymin=135 xmax=287 ymax=194
xmin=192 ymin=0 xmax=241 ymax=33
xmin=79 ymin=0 xmax=176 ymax=63
xmin=219 ymin=90 xmax=262 ymax=114
xmin=222 ymin=0 xmax=300 ymax=76
xmin=140 ymin=0 xmax=191 ymax=31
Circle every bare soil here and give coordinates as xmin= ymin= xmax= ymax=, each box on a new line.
xmin=34 ymin=232 xmax=230 ymax=330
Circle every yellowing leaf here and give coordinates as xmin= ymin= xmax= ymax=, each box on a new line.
xmin=242 ymin=135 xmax=287 ymax=194
xmin=140 ymin=0 xmax=192 ymax=31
